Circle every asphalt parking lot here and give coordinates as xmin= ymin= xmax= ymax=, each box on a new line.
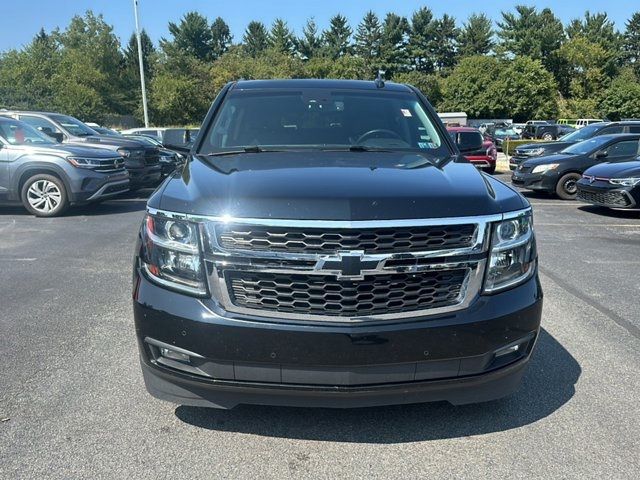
xmin=1 ymin=168 xmax=639 ymax=479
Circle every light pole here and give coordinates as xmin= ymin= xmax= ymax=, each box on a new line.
xmin=133 ymin=0 xmax=150 ymax=127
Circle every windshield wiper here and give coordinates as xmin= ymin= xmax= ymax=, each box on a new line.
xmin=204 ymin=146 xmax=272 ymax=156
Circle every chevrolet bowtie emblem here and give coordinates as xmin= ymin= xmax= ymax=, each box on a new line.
xmin=315 ymin=251 xmax=381 ymax=280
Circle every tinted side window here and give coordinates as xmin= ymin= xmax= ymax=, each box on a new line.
xmin=627 ymin=126 xmax=640 ymax=134
xmin=598 ymin=126 xmax=624 ymax=135
xmin=604 ymin=140 xmax=639 ymax=158
xmin=19 ymin=115 xmax=61 ymax=133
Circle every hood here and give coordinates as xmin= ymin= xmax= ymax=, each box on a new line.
xmin=516 ymin=142 xmax=572 ymax=154
xmin=70 ymin=135 xmax=152 ymax=150
xmin=151 ymin=151 xmax=526 ymax=220
xmin=521 ymin=153 xmax=576 ymax=167
xmin=583 ymin=160 xmax=640 ymax=178
xmin=7 ymin=143 xmax=121 ymax=159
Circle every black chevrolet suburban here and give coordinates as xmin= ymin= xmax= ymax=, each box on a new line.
xmin=133 ymin=79 xmax=542 ymax=409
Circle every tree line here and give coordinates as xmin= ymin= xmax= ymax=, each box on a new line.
xmin=1 ymin=6 xmax=640 ymax=125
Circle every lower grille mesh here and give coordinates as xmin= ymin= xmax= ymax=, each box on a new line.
xmin=577 ymin=189 xmax=631 ymax=207
xmin=227 ymin=269 xmax=468 ymax=317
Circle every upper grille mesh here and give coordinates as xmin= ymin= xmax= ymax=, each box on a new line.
xmin=217 ymin=224 xmax=476 ymax=254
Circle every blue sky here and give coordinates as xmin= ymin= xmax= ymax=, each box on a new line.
xmin=1 ymin=0 xmax=635 ymax=51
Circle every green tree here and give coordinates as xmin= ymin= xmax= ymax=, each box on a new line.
xmin=408 ymin=7 xmax=435 ymax=72
xmin=380 ymin=13 xmax=410 ymax=72
xmin=623 ymin=12 xmax=640 ymax=76
xmin=440 ymin=55 xmax=503 ymax=117
xmin=567 ymin=11 xmax=621 ymax=76
xmin=54 ymin=11 xmax=125 ymax=115
xmin=392 ymin=71 xmax=442 ymax=105
xmin=558 ymin=37 xmax=613 ymax=116
xmin=297 ymin=18 xmax=323 ymax=59
xmin=497 ymin=5 xmax=564 ymax=81
xmin=323 ymin=14 xmax=353 ymax=59
xmin=122 ymin=30 xmax=156 ymax=118
xmin=430 ymin=14 xmax=459 ymax=71
xmin=458 ymin=13 xmax=494 ymax=57
xmin=600 ymin=68 xmax=640 ymax=120
xmin=211 ymin=17 xmax=233 ymax=59
xmin=0 ymin=29 xmax=61 ymax=110
xmin=496 ymin=56 xmax=559 ymax=121
xmin=269 ymin=19 xmax=296 ymax=55
xmin=243 ymin=21 xmax=269 ymax=57
xmin=123 ymin=30 xmax=155 ymax=79
xmin=160 ymin=11 xmax=213 ymax=62
xmin=354 ymin=11 xmax=383 ymax=62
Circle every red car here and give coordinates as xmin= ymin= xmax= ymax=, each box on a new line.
xmin=447 ymin=127 xmax=497 ymax=174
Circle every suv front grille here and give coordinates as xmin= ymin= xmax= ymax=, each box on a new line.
xmin=217 ymin=224 xmax=476 ymax=254
xmin=144 ymin=148 xmax=160 ymax=165
xmin=577 ymin=189 xmax=632 ymax=207
xmin=227 ymin=269 xmax=468 ymax=317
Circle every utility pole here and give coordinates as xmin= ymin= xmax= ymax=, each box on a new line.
xmin=133 ymin=0 xmax=149 ymax=127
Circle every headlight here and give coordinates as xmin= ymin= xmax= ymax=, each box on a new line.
xmin=526 ymin=147 xmax=545 ymax=156
xmin=117 ymin=148 xmax=144 ymax=158
xmin=66 ymin=156 xmax=104 ymax=169
xmin=531 ymin=163 xmax=559 ymax=174
xmin=484 ymin=210 xmax=537 ymax=293
xmin=140 ymin=214 xmax=207 ymax=296
xmin=609 ymin=177 xmax=640 ymax=187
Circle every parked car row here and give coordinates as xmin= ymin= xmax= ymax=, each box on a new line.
xmin=510 ymin=122 xmax=640 ymax=209
xmin=0 ymin=112 xmax=187 ymax=216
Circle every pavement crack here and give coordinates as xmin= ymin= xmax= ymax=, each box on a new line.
xmin=539 ymin=265 xmax=640 ymax=341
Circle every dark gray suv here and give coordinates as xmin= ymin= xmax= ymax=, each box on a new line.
xmin=1 ymin=111 xmax=162 ymax=188
xmin=0 ymin=117 xmax=129 ymax=216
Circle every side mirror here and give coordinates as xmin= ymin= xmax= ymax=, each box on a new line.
xmin=595 ymin=151 xmax=608 ymax=159
xmin=456 ymin=134 xmax=484 ymax=153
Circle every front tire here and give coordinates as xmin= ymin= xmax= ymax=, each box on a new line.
xmin=542 ymin=133 xmax=554 ymax=140
xmin=555 ymin=172 xmax=581 ymax=200
xmin=21 ymin=174 xmax=69 ymax=217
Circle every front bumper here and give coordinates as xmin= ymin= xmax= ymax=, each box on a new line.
xmin=70 ymin=171 xmax=130 ymax=203
xmin=511 ymin=171 xmax=557 ymax=192
xmin=464 ymin=155 xmax=496 ymax=170
xmin=128 ymin=165 xmax=162 ymax=187
xmin=134 ymin=269 xmax=543 ymax=409
xmin=577 ymin=181 xmax=639 ymax=209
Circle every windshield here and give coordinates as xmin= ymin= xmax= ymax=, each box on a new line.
xmin=559 ymin=124 xmax=600 ymax=142
xmin=199 ymin=89 xmax=447 ymax=156
xmin=49 ymin=114 xmax=98 ymax=137
xmin=0 ymin=118 xmax=55 ymax=145
xmin=494 ymin=128 xmax=517 ymax=136
xmin=561 ymin=136 xmax=612 ymax=155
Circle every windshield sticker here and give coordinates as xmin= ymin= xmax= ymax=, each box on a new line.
xmin=401 ymin=109 xmax=412 ymax=117
xmin=418 ymin=142 xmax=435 ymax=149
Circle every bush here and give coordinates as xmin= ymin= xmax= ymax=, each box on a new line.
xmin=503 ymin=139 xmax=548 ymax=156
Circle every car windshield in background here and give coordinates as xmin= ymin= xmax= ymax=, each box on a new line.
xmin=495 ymin=128 xmax=517 ymax=136
xmin=199 ymin=90 xmax=447 ymax=156
xmin=49 ymin=114 xmax=98 ymax=137
xmin=559 ymin=124 xmax=601 ymax=142
xmin=561 ymin=136 xmax=612 ymax=155
xmin=0 ymin=118 xmax=55 ymax=145
xmin=449 ymin=131 xmax=482 ymax=149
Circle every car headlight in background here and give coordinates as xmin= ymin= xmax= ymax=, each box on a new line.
xmin=531 ymin=163 xmax=559 ymax=174
xmin=140 ymin=214 xmax=207 ymax=296
xmin=609 ymin=177 xmax=640 ymax=187
xmin=484 ymin=210 xmax=536 ymax=293
xmin=117 ymin=148 xmax=144 ymax=158
xmin=525 ymin=147 xmax=545 ymax=156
